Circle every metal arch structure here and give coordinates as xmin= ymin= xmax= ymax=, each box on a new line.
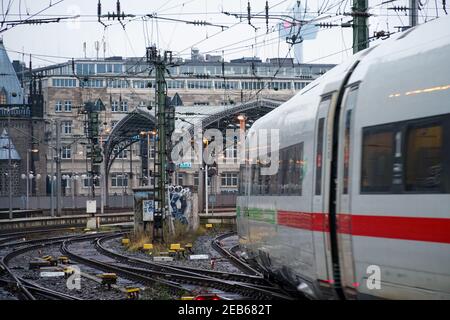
xmin=101 ymin=98 xmax=284 ymax=206
xmin=187 ymin=98 xmax=283 ymax=135
xmin=103 ymin=107 xmax=156 ymax=203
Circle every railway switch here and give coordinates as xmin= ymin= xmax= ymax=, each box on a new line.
xmin=98 ymin=273 xmax=118 ymax=290
xmin=58 ymin=256 xmax=69 ymax=264
xmin=184 ymin=243 xmax=193 ymax=253
xmin=125 ymin=287 xmax=140 ymax=300
xmin=29 ymin=260 xmax=51 ymax=270
xmin=64 ymin=267 xmax=75 ymax=279
xmin=41 ymin=255 xmax=58 ymax=266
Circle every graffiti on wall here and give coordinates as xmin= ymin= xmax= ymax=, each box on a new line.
xmin=168 ymin=185 xmax=192 ymax=225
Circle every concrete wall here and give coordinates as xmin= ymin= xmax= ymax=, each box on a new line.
xmin=0 ymin=195 xmax=133 ymax=210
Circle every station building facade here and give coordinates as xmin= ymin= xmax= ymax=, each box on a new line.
xmin=30 ymin=54 xmax=335 ymax=197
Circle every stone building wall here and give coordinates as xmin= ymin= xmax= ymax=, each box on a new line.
xmin=0 ymin=118 xmax=48 ymax=196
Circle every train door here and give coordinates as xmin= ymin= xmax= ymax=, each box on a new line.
xmin=336 ymin=85 xmax=359 ymax=298
xmin=312 ymin=95 xmax=334 ymax=292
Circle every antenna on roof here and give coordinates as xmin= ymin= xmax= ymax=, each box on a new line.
xmin=95 ymin=41 xmax=100 ymax=60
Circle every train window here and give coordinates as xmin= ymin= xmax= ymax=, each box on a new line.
xmin=343 ymin=110 xmax=352 ymax=194
xmin=343 ymin=87 xmax=358 ymax=194
xmin=361 ymin=129 xmax=394 ymax=192
xmin=291 ymin=143 xmax=304 ymax=195
xmin=405 ymin=124 xmax=447 ymax=192
xmin=278 ymin=142 xmax=304 ymax=195
xmin=315 ymin=118 xmax=325 ymax=195
xmin=249 ymin=142 xmax=304 ymax=196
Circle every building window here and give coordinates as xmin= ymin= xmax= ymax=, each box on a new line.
xmin=64 ymin=100 xmax=72 ymax=112
xmin=111 ymin=101 xmax=119 ymax=112
xmin=0 ymin=88 xmax=7 ymax=104
xmin=61 ymin=146 xmax=72 ymax=159
xmin=120 ymin=101 xmax=128 ymax=112
xmin=225 ymin=138 xmax=237 ymax=159
xmin=361 ymin=128 xmax=394 ymax=193
xmin=52 ymin=78 xmax=76 ymax=87
xmin=113 ymin=146 xmax=127 ymax=159
xmin=55 ymin=101 xmax=62 ymax=112
xmin=111 ymin=174 xmax=128 ymax=187
xmin=83 ymin=177 xmax=99 ymax=188
xmin=61 ymin=121 xmax=72 ymax=135
xmin=221 ymin=173 xmax=238 ymax=187
xmin=177 ymin=173 xmax=184 ymax=186
xmin=193 ymin=173 xmax=199 ymax=186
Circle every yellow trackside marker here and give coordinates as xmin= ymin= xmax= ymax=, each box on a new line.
xmin=122 ymin=238 xmax=130 ymax=245
xmin=42 ymin=255 xmax=52 ymax=261
xmin=170 ymin=243 xmax=181 ymax=251
xmin=58 ymin=256 xmax=69 ymax=263
xmin=98 ymin=273 xmax=118 ymax=281
xmin=205 ymin=224 xmax=213 ymax=229
xmin=143 ymin=243 xmax=153 ymax=250
xmin=126 ymin=287 xmax=140 ymax=300
xmin=184 ymin=243 xmax=193 ymax=248
xmin=181 ymin=296 xmax=195 ymax=300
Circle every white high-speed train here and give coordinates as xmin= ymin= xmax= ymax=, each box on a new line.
xmin=237 ymin=16 xmax=450 ymax=300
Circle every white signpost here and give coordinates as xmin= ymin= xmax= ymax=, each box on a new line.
xmin=86 ymin=200 xmax=98 ymax=229
xmin=189 ymin=254 xmax=209 ymax=260
xmin=86 ymin=200 xmax=97 ymax=213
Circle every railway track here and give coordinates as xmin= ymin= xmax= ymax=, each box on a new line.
xmin=211 ymin=232 xmax=263 ymax=275
xmin=0 ymin=233 xmax=103 ymax=300
xmin=0 ymin=229 xmax=294 ymax=300
xmin=93 ymin=233 xmax=293 ymax=300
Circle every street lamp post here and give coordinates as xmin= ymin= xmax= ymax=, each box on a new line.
xmin=8 ymin=92 xmax=17 ymax=219
xmin=203 ymin=138 xmax=209 ymax=215
xmin=26 ymin=148 xmax=38 ymax=209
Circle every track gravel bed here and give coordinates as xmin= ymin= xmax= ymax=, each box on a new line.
xmin=6 ymin=244 xmax=125 ymax=300
xmin=103 ymin=232 xmax=244 ymax=274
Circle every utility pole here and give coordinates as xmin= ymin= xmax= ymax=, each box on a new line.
xmin=7 ymin=97 xmax=13 ymax=219
xmin=50 ymin=147 xmax=54 ymax=217
xmin=146 ymin=46 xmax=175 ymax=243
xmin=55 ymin=119 xmax=62 ymax=217
xmin=409 ymin=0 xmax=418 ymax=27
xmin=352 ymin=0 xmax=369 ymax=54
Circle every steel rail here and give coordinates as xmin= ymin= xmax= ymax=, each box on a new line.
xmin=212 ymin=232 xmax=262 ymax=275
xmin=0 ymin=232 xmax=117 ymax=300
xmin=60 ymin=236 xmax=187 ymax=295
xmin=96 ymin=233 xmax=267 ymax=285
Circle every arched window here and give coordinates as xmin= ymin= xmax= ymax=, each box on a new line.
xmin=0 ymin=88 xmax=7 ymax=104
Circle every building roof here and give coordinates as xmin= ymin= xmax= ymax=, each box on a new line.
xmin=0 ymin=40 xmax=23 ymax=104
xmin=0 ymin=128 xmax=21 ymax=160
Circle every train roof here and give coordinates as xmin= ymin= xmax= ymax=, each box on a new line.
xmin=247 ymin=16 xmax=450 ymax=147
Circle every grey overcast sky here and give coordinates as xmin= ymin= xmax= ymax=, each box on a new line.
xmin=1 ymin=0 xmax=447 ymax=67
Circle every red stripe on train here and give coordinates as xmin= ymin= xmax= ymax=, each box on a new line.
xmin=276 ymin=211 xmax=450 ymax=244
